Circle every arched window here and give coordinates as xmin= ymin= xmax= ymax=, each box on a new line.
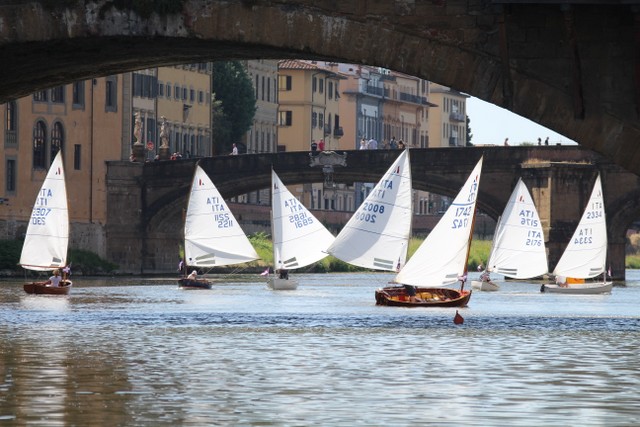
xmin=51 ymin=122 xmax=64 ymax=163
xmin=6 ymin=101 xmax=16 ymax=131
xmin=33 ymin=120 xmax=46 ymax=169
xmin=5 ymin=101 xmax=17 ymax=145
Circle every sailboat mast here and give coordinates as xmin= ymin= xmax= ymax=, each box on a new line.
xmin=270 ymin=167 xmax=276 ymax=276
xmin=183 ymin=163 xmax=200 ymax=275
xmin=460 ymin=206 xmax=478 ymax=291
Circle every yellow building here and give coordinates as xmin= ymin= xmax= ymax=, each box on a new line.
xmin=384 ymin=70 xmax=431 ymax=148
xmin=277 ymin=60 xmax=344 ymax=152
xmin=242 ymin=60 xmax=279 ymax=155
xmin=1 ymin=63 xmax=214 ymax=259
xmin=0 ymin=76 xmax=125 ymax=255
xmin=156 ymin=64 xmax=212 ymax=157
xmin=276 ymin=60 xmax=350 ymax=212
xmin=427 ymin=83 xmax=469 ymax=147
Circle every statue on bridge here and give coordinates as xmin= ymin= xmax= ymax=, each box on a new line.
xmin=131 ymin=112 xmax=145 ymax=162
xmin=158 ymin=116 xmax=170 ymax=160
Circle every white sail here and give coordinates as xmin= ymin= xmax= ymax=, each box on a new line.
xmin=552 ymin=174 xmax=606 ymax=279
xmin=395 ymin=157 xmax=483 ymax=287
xmin=271 ymin=170 xmax=335 ymax=270
xmin=486 ymin=178 xmax=548 ymax=279
xmin=327 ymin=149 xmax=412 ymax=271
xmin=19 ymin=151 xmax=69 ymax=271
xmin=184 ymin=165 xmax=259 ymax=267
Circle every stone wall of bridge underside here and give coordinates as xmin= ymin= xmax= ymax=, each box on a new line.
xmin=0 ymin=2 xmax=638 ymax=175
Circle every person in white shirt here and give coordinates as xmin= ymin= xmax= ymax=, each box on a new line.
xmin=231 ymin=143 xmax=238 ymax=155
xmin=45 ymin=270 xmax=62 ymax=287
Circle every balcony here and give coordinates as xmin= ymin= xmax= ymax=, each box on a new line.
xmin=324 ymin=125 xmax=332 ymax=136
xmin=4 ymin=130 xmax=16 ymax=145
xmin=399 ymin=92 xmax=423 ymax=104
xmin=333 ymin=127 xmax=344 ymax=138
xmin=450 ymin=111 xmax=465 ymax=122
xmin=364 ymin=85 xmax=385 ymax=97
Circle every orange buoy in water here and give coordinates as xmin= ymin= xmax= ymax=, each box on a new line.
xmin=453 ymin=310 xmax=464 ymax=325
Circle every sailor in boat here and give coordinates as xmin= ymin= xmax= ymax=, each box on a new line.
xmin=278 ymin=269 xmax=289 ymax=280
xmin=44 ymin=269 xmax=62 ymax=287
xmin=403 ymin=284 xmax=423 ymax=303
xmin=187 ymin=270 xmax=198 ymax=281
xmin=480 ymin=270 xmax=491 ymax=283
xmin=555 ymin=275 xmax=569 ymax=288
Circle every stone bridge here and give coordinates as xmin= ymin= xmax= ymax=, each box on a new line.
xmin=106 ymin=146 xmax=640 ymax=278
xmin=1 ymin=1 xmax=640 ymax=177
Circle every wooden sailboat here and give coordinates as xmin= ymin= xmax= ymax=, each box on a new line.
xmin=375 ymin=157 xmax=484 ymax=307
xmin=179 ymin=165 xmax=259 ymax=289
xmin=20 ymin=151 xmax=72 ymax=295
xmin=267 ymin=169 xmax=335 ymax=290
xmin=327 ymin=149 xmax=412 ymax=273
xmin=471 ymin=178 xmax=548 ymax=291
xmin=540 ymin=173 xmax=612 ymax=294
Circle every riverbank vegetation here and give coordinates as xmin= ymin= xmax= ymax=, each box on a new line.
xmin=0 ymin=240 xmax=118 ymax=275
xmin=3 ymin=233 xmax=640 ymax=275
xmin=248 ymin=233 xmax=494 ymax=274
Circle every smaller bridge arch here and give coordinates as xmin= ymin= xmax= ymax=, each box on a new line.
xmin=106 ymin=147 xmax=640 ymax=277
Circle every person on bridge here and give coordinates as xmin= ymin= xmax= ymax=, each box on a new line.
xmin=545 ymin=137 xmax=549 ymax=145
xmin=504 ymin=137 xmax=509 ymax=146
xmin=537 ymin=137 xmax=542 ymax=146
xmin=368 ymin=137 xmax=378 ymax=150
xmin=318 ymin=139 xmax=325 ymax=151
xmin=231 ymin=143 xmax=238 ymax=155
xmin=359 ymin=138 xmax=368 ymax=150
xmin=310 ymin=140 xmax=318 ymax=153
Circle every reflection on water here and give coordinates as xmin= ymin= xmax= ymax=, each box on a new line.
xmin=1 ymin=272 xmax=640 ymax=426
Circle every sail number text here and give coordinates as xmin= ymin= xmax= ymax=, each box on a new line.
xmin=354 ymin=202 xmax=386 ymax=224
xmin=451 ymin=205 xmax=472 ymax=229
xmin=289 ymin=211 xmax=314 ymax=229
xmin=586 ymin=205 xmax=603 ymax=220
xmin=214 ymin=213 xmax=233 ymax=228
xmin=30 ymin=188 xmax=54 ymax=225
xmin=573 ymin=227 xmax=593 ymax=245
xmin=525 ymin=230 xmax=543 ymax=246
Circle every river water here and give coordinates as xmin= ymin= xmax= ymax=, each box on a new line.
xmin=1 ymin=270 xmax=640 ymax=426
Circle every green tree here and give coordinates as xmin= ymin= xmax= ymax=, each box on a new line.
xmin=212 ymin=61 xmax=257 ymax=154
xmin=466 ymin=115 xmax=473 ymax=146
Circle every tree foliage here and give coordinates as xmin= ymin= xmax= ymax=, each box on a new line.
xmin=466 ymin=115 xmax=473 ymax=146
xmin=212 ymin=61 xmax=257 ymax=155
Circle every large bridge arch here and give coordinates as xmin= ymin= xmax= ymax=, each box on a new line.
xmin=1 ymin=2 xmax=640 ymax=175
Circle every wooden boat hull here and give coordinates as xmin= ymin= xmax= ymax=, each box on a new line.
xmin=267 ymin=277 xmax=298 ymax=290
xmin=375 ymin=286 xmax=472 ymax=307
xmin=540 ymin=281 xmax=612 ymax=294
xmin=23 ymin=281 xmax=72 ymax=295
xmin=178 ymin=278 xmax=212 ymax=289
xmin=471 ymin=280 xmax=499 ymax=291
